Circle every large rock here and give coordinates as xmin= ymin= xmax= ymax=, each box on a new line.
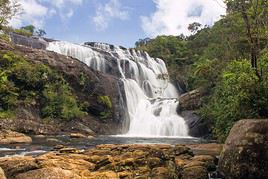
xmin=0 ymin=130 xmax=32 ymax=144
xmin=181 ymin=111 xmax=210 ymax=138
xmin=0 ymin=39 xmax=123 ymax=135
xmin=179 ymin=89 xmax=204 ymax=111
xmin=0 ymin=144 xmax=217 ymax=179
xmin=0 ymin=167 xmax=6 ymax=179
xmin=219 ymin=119 xmax=268 ymax=179
xmin=15 ymin=167 xmax=80 ymax=179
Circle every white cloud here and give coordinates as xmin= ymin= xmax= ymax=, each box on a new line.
xmin=9 ymin=0 xmax=48 ymax=28
xmin=141 ymin=0 xmax=226 ymax=37
xmin=9 ymin=0 xmax=83 ymax=28
xmin=48 ymin=0 xmax=83 ymax=8
xmin=93 ymin=0 xmax=129 ymax=31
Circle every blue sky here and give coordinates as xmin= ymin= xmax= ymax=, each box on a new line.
xmin=10 ymin=0 xmax=226 ymax=47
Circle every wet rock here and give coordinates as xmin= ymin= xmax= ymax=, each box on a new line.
xmin=0 ymin=167 xmax=6 ymax=179
xmin=181 ymin=111 xmax=210 ymax=138
xmin=70 ymin=133 xmax=86 ymax=138
xmin=0 ymin=130 xmax=32 ymax=144
xmin=219 ymin=119 xmax=268 ymax=179
xmin=59 ymin=148 xmax=81 ymax=154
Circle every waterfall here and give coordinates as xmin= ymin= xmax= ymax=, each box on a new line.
xmin=46 ymin=41 xmax=189 ymax=137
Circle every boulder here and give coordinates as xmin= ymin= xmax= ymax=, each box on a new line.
xmin=180 ymin=111 xmax=210 ymax=137
xmin=187 ymin=143 xmax=223 ymax=156
xmin=182 ymin=166 xmax=208 ymax=179
xmin=179 ymin=89 xmax=204 ymax=111
xmin=15 ymin=167 xmax=80 ymax=179
xmin=219 ymin=119 xmax=268 ymax=179
xmin=0 ymin=130 xmax=32 ymax=144
xmin=0 ymin=167 xmax=6 ymax=179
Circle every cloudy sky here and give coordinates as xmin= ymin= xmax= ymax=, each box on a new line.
xmin=10 ymin=0 xmax=226 ymax=47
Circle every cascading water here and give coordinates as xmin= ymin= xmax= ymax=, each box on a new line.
xmin=46 ymin=41 xmax=189 ymax=137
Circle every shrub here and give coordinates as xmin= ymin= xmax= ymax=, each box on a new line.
xmin=97 ymin=95 xmax=112 ymax=119
xmin=14 ymin=29 xmax=32 ymax=37
xmin=42 ymin=81 xmax=85 ymax=120
xmin=199 ymin=59 xmax=267 ymax=141
xmin=0 ymin=51 xmax=85 ymax=120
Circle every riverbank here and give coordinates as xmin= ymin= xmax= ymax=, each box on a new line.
xmin=0 ymin=143 xmax=222 ymax=179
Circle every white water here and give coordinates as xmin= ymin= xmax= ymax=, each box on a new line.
xmin=46 ymin=41 xmax=189 ymax=137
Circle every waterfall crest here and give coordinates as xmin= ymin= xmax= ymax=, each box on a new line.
xmin=47 ymin=41 xmax=189 ymax=137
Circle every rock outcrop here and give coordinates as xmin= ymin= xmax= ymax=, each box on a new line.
xmin=181 ymin=111 xmax=210 ymax=138
xmin=179 ymin=89 xmax=204 ymax=111
xmin=0 ymin=40 xmax=123 ymax=135
xmin=0 ymin=144 xmax=219 ymax=179
xmin=0 ymin=130 xmax=32 ymax=144
xmin=0 ymin=167 xmax=6 ymax=179
xmin=178 ymin=89 xmax=210 ymax=138
xmin=219 ymin=119 xmax=268 ymax=179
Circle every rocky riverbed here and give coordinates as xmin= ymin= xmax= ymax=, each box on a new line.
xmin=0 ymin=143 xmax=222 ymax=179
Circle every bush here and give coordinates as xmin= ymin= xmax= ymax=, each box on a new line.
xmin=0 ymin=51 xmax=85 ymax=120
xmin=42 ymin=81 xmax=85 ymax=120
xmin=14 ymin=29 xmax=32 ymax=37
xmin=97 ymin=95 xmax=112 ymax=119
xmin=199 ymin=59 xmax=268 ymax=141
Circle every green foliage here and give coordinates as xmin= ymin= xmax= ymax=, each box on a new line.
xmin=14 ymin=28 xmax=33 ymax=37
xmin=136 ymin=35 xmax=191 ymax=80
xmin=200 ymin=59 xmax=268 ymax=141
xmin=98 ymin=96 xmax=112 ymax=109
xmin=135 ymin=4 xmax=268 ymax=141
xmin=0 ymin=33 xmax=10 ymax=42
xmin=97 ymin=95 xmax=112 ymax=119
xmin=42 ymin=81 xmax=85 ymax=120
xmin=0 ymin=51 xmax=85 ymax=120
xmin=21 ymin=25 xmax=35 ymax=33
xmin=0 ymin=0 xmax=20 ymax=30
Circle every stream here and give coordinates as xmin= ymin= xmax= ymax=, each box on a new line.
xmin=0 ymin=135 xmax=207 ymax=157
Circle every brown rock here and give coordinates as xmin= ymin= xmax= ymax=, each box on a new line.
xmin=175 ymin=157 xmax=190 ymax=168
xmin=187 ymin=143 xmax=223 ymax=156
xmin=0 ymin=156 xmax=38 ymax=178
xmin=182 ymin=166 xmax=208 ymax=179
xmin=0 ymin=130 xmax=32 ymax=144
xmin=192 ymin=155 xmax=216 ymax=171
xmin=179 ymin=89 xmax=204 ymax=111
xmin=59 ymin=148 xmax=81 ymax=154
xmin=219 ymin=119 xmax=268 ymax=179
xmin=15 ymin=167 xmax=81 ymax=179
xmin=89 ymin=171 xmax=118 ymax=179
xmin=0 ymin=167 xmax=6 ymax=179
xmin=150 ymin=167 xmax=170 ymax=179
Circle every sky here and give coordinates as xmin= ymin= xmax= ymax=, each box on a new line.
xmin=10 ymin=0 xmax=226 ymax=47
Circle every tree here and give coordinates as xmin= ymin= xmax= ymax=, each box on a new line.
xmin=35 ymin=29 xmax=46 ymax=37
xmin=225 ymin=0 xmax=268 ymax=76
xmin=21 ymin=25 xmax=35 ymax=34
xmin=188 ymin=22 xmax=202 ymax=34
xmin=0 ymin=0 xmax=20 ymax=30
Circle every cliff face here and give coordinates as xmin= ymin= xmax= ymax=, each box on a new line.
xmin=0 ymin=40 xmax=124 ymax=135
